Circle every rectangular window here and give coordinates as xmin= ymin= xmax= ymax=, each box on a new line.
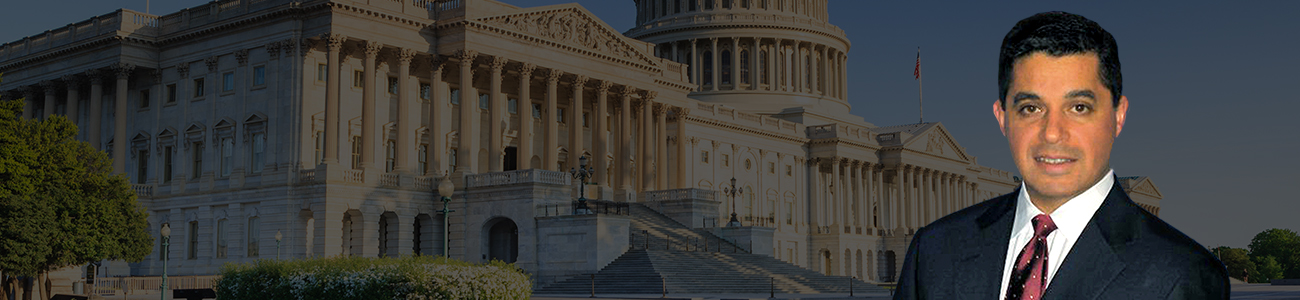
xmin=351 ymin=136 xmax=362 ymax=169
xmin=478 ymin=94 xmax=489 ymax=109
xmin=508 ymin=98 xmax=518 ymax=114
xmin=222 ymin=72 xmax=235 ymax=92
xmin=701 ymin=151 xmax=709 ymax=163
xmin=216 ymin=219 xmax=228 ymax=258
xmin=314 ymin=131 xmax=324 ymax=166
xmin=449 ymin=88 xmax=460 ymax=104
xmin=220 ymin=138 xmax=234 ymax=177
xmin=139 ymin=89 xmax=150 ymax=109
xmin=420 ymin=83 xmax=431 ymax=100
xmin=253 ymin=66 xmax=266 ymax=86
xmin=769 ymin=162 xmax=776 ymax=174
xmin=194 ymin=78 xmax=205 ymax=97
xmin=163 ymin=147 xmax=173 ymax=183
xmin=317 ymin=64 xmax=327 ymax=82
xmin=582 ymin=112 xmax=590 ymax=128
xmin=385 ymin=140 xmax=396 ymax=172
xmin=388 ymin=77 xmax=399 ymax=94
xmin=251 ymin=133 xmax=265 ymax=173
xmin=166 ymin=84 xmax=177 ymax=103
xmin=192 ymin=142 xmax=204 ymax=179
xmin=417 ymin=144 xmax=428 ymax=175
xmin=187 ymin=221 xmax=198 ymax=259
xmin=557 ymin=108 xmax=565 ymax=124
xmin=532 ymin=104 xmax=542 ymax=119
xmin=449 ymin=148 xmax=457 ymax=166
xmin=247 ymin=217 xmax=259 ymax=257
xmin=353 ymin=70 xmax=364 ymax=88
xmin=786 ymin=202 xmax=794 ymax=224
xmin=786 ymin=165 xmax=792 ymax=176
xmin=136 ymin=150 xmax=149 ymax=184
xmin=722 ymin=154 xmax=730 ymax=167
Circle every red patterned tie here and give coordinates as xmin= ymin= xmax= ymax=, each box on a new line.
xmin=1006 ymin=214 xmax=1057 ymax=300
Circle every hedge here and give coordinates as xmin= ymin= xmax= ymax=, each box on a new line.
xmin=215 ymin=255 xmax=531 ymax=300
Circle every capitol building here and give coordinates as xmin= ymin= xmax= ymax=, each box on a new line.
xmin=0 ymin=0 xmax=1163 ymax=294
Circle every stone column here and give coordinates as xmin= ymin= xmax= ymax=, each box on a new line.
xmin=19 ymin=87 xmax=34 ymax=120
xmin=690 ymin=39 xmax=699 ymax=88
xmin=88 ymin=70 xmax=104 ymax=150
xmin=808 ymin=158 xmax=821 ymax=229
xmin=902 ymin=166 xmax=912 ymax=229
xmin=593 ymin=81 xmax=612 ymax=185
xmin=770 ymin=39 xmax=779 ymax=91
xmin=428 ymin=57 xmax=446 ymax=175
xmin=673 ymin=107 xmax=690 ymax=188
xmin=360 ymin=41 xmax=381 ymax=172
xmin=842 ymin=53 xmax=849 ymax=99
xmin=454 ymin=50 xmax=478 ymax=173
xmin=670 ymin=41 xmax=678 ymax=63
xmin=618 ymin=87 xmax=635 ymax=194
xmin=709 ymin=38 xmax=719 ymax=91
xmin=395 ymin=49 xmax=417 ymax=174
xmin=854 ymin=162 xmax=864 ymax=229
xmin=543 ymin=68 xmax=561 ymax=171
xmin=488 ymin=56 xmax=508 ymax=172
xmin=751 ymin=37 xmax=760 ymax=90
xmin=639 ymin=92 xmax=655 ymax=190
xmin=568 ymin=75 xmax=588 ymax=169
xmin=829 ymin=158 xmax=840 ymax=227
xmin=864 ymin=163 xmax=875 ymax=230
xmin=323 ymin=34 xmax=345 ymax=165
xmin=63 ymin=75 xmax=81 ymax=126
xmin=40 ymin=80 xmax=57 ymax=120
xmin=112 ymin=63 xmax=134 ymax=174
xmin=516 ymin=63 xmax=536 ymax=170
xmin=730 ymin=37 xmax=741 ymax=89
xmin=654 ymin=104 xmax=668 ymax=190
xmin=795 ymin=43 xmax=804 ymax=93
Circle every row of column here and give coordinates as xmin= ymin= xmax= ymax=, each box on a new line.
xmin=810 ymin=157 xmax=886 ymax=233
xmin=10 ymin=64 xmax=130 ymax=174
xmin=893 ymin=165 xmax=980 ymax=230
xmin=638 ymin=0 xmax=830 ymax=24
xmin=659 ymin=37 xmax=847 ymax=99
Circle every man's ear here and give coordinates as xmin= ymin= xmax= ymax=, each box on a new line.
xmin=993 ymin=99 xmax=1007 ymax=136
xmin=1114 ymin=95 xmax=1128 ymax=137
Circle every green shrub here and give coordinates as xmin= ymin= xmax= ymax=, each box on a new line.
xmin=216 ymin=255 xmax=531 ymax=300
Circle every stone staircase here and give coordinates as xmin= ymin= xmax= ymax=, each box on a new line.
xmin=534 ymin=203 xmax=888 ymax=294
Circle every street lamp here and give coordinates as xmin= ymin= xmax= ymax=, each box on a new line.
xmin=570 ymin=155 xmax=594 ymax=215
xmin=160 ymin=223 xmax=170 ymax=300
xmin=723 ymin=177 xmax=743 ymax=227
xmin=275 ymin=230 xmax=283 ymax=260
xmin=437 ymin=173 xmax=457 ymax=257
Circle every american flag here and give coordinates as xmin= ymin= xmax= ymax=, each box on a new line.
xmin=914 ymin=48 xmax=921 ymax=80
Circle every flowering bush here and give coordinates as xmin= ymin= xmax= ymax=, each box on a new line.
xmin=216 ymin=255 xmax=531 ymax=300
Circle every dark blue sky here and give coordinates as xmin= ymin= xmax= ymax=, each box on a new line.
xmin=3 ymin=1 xmax=1296 ymax=249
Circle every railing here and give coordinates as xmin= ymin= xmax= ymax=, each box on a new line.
xmin=465 ymin=169 xmax=569 ymax=188
xmin=92 ymin=275 xmax=220 ymax=295
xmin=643 ymin=188 xmax=717 ymax=202
xmin=537 ymin=200 xmax=629 ymax=216
xmin=380 ymin=174 xmax=400 ymax=187
xmin=631 ymin=231 xmax=748 ymax=253
xmin=343 ymin=169 xmax=364 ymax=183
xmin=414 ymin=176 xmax=434 ymax=191
xmin=131 ymin=184 xmax=154 ymax=197
xmin=297 ymin=169 xmax=316 ymax=183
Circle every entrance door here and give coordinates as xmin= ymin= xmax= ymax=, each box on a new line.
xmin=504 ymin=147 xmax=518 ymax=171
xmin=488 ymin=219 xmax=519 ymax=263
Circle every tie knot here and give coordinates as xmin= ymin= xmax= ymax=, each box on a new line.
xmin=1031 ymin=214 xmax=1057 ymax=237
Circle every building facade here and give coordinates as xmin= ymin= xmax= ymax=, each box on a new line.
xmin=0 ymin=0 xmax=1160 ymax=290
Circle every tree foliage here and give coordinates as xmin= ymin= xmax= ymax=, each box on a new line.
xmin=0 ymin=94 xmax=152 ymax=280
xmin=1253 ymin=255 xmax=1284 ymax=283
xmin=1248 ymin=228 xmax=1300 ymax=280
xmin=1212 ymin=246 xmax=1256 ymax=282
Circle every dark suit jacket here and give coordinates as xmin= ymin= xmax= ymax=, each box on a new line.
xmin=895 ymin=177 xmax=1228 ymax=299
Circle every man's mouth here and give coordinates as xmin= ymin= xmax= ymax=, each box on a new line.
xmin=1035 ymin=157 xmax=1076 ymax=164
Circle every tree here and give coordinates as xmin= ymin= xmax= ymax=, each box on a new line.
xmin=0 ymin=86 xmax=152 ymax=300
xmin=1213 ymin=246 xmax=1256 ymax=282
xmin=1254 ymin=256 xmax=1284 ymax=283
xmin=1248 ymin=228 xmax=1300 ymax=280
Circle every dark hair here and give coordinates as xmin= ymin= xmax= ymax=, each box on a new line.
xmin=998 ymin=11 xmax=1121 ymax=108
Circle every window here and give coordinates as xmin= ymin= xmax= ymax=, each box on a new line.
xmin=166 ymin=84 xmax=177 ymax=103
xmin=251 ymin=133 xmax=265 ymax=173
xmin=745 ymin=159 xmax=752 ymax=170
xmin=449 ymin=148 xmax=457 ymax=166
xmin=759 ymin=50 xmax=768 ymax=84
xmin=220 ymin=138 xmax=234 ymax=177
xmin=417 ymin=144 xmax=428 ymax=175
xmin=163 ymin=146 xmax=173 ymax=183
xmin=478 ymin=94 xmax=489 ymax=109
xmin=351 ymin=136 xmax=362 ymax=169
xmin=689 ymin=0 xmax=697 ymax=11
xmin=786 ymin=164 xmax=792 ymax=176
xmin=385 ymin=140 xmax=396 ymax=172
xmin=722 ymin=154 xmax=730 ymax=166
xmin=388 ymin=77 xmax=399 ymax=94
xmin=740 ymin=49 xmax=750 ymax=84
xmin=317 ymin=64 xmax=327 ymax=82
xmin=253 ymin=66 xmax=266 ymax=86
xmin=786 ymin=202 xmax=794 ymax=224
xmin=741 ymin=0 xmax=748 ymax=8
xmin=139 ymin=89 xmax=150 ymax=108
xmin=188 ymin=221 xmax=198 ymax=259
xmin=314 ymin=131 xmax=324 ymax=166
xmin=768 ymin=162 xmax=775 ymax=174
xmin=353 ymin=70 xmax=364 ymax=88
xmin=701 ymin=151 xmax=709 ymax=163
xmin=216 ymin=219 xmax=228 ymax=258
xmin=806 ymin=55 xmax=812 ymax=88
xmin=194 ymin=78 xmax=205 ymax=97
xmin=532 ymin=104 xmax=542 ymax=119
xmin=222 ymin=72 xmax=235 ymax=92
xmin=247 ymin=217 xmax=259 ymax=257
xmin=557 ymin=108 xmax=566 ymax=124
xmin=508 ymin=98 xmax=518 ymax=114
xmin=721 ymin=50 xmax=732 ymax=85
xmin=450 ymin=88 xmax=460 ymax=104
xmin=723 ymin=0 xmax=732 ymax=9
xmin=703 ymin=51 xmax=713 ymax=85
xmin=420 ymin=83 xmax=431 ymax=100
xmin=136 ymin=150 xmax=149 ymax=184
xmin=582 ymin=112 xmax=590 ymax=128
xmin=704 ymin=0 xmax=714 ymax=9
xmin=192 ymin=142 xmax=204 ymax=179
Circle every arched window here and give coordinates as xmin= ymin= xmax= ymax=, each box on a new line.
xmin=721 ymin=49 xmax=732 ymax=85
xmin=703 ymin=51 xmax=713 ymax=85
xmin=759 ymin=50 xmax=768 ymax=84
xmin=740 ymin=49 xmax=750 ymax=84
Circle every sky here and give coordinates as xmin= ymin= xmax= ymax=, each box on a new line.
xmin=2 ymin=1 xmax=1297 ymax=250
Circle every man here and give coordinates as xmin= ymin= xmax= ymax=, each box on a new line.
xmin=894 ymin=11 xmax=1227 ymax=299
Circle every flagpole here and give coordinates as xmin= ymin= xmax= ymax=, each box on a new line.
xmin=917 ymin=47 xmax=923 ymax=123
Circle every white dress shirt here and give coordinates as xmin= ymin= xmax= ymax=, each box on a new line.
xmin=998 ymin=169 xmax=1114 ymax=299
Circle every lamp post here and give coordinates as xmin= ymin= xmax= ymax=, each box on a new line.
xmin=437 ymin=173 xmax=457 ymax=257
xmin=723 ymin=177 xmax=743 ymax=227
xmin=570 ymin=155 xmax=594 ymax=214
xmin=160 ymin=223 xmax=170 ymax=300
xmin=275 ymin=230 xmax=283 ymax=260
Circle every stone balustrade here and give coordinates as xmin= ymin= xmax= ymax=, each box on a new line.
xmin=130 ymin=184 xmax=153 ymax=197
xmin=297 ymin=169 xmax=316 ymax=183
xmin=643 ymin=188 xmax=717 ymax=202
xmin=343 ymin=169 xmax=365 ymax=184
xmin=465 ymin=169 xmax=570 ymax=188
xmin=380 ymin=174 xmax=400 ymax=187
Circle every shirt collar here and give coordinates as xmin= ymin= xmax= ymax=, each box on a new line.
xmin=1011 ymin=169 xmax=1115 ymax=238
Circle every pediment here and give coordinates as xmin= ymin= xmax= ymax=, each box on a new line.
xmin=901 ymin=123 xmax=972 ymax=163
xmin=475 ymin=5 xmax=659 ymax=70
xmin=1125 ymin=177 xmax=1164 ymax=199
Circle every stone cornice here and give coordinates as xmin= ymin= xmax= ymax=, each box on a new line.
xmin=437 ymin=17 xmax=661 ymax=73
xmin=686 ymin=115 xmax=807 ymax=144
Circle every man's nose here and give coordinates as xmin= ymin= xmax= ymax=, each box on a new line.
xmin=1041 ymin=110 xmax=1067 ymax=144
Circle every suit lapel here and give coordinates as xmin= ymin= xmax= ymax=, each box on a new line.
xmin=1043 ymin=177 xmax=1136 ymax=299
xmin=954 ymin=192 xmax=1017 ymax=299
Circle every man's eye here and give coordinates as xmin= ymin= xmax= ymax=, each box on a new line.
xmin=1072 ymin=104 xmax=1091 ymax=113
xmin=1018 ymin=105 xmax=1040 ymax=114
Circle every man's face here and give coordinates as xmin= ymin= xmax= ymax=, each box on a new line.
xmin=994 ymin=52 xmax=1128 ymax=203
